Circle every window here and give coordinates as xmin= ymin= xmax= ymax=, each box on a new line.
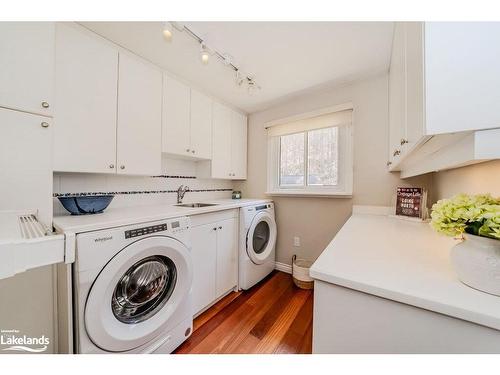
xmin=267 ymin=106 xmax=353 ymax=196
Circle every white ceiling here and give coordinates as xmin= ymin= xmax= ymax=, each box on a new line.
xmin=81 ymin=22 xmax=394 ymax=113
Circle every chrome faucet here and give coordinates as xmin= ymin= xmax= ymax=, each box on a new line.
xmin=177 ymin=185 xmax=190 ymax=204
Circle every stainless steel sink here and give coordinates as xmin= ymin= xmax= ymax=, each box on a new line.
xmin=175 ymin=203 xmax=218 ymax=208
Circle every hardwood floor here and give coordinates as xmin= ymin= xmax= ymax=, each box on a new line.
xmin=174 ymin=271 xmax=313 ymax=354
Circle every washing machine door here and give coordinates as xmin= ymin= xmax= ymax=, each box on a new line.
xmin=246 ymin=211 xmax=277 ymax=265
xmin=84 ymin=236 xmax=192 ymax=352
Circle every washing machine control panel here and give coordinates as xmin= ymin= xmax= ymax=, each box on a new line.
xmin=124 ymin=217 xmax=190 ymax=239
xmin=125 ymin=223 xmax=168 ymax=239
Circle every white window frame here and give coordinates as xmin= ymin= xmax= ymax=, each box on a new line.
xmin=266 ymin=103 xmax=353 ymax=197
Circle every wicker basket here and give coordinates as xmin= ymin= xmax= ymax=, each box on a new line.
xmin=292 ymin=255 xmax=314 ymax=290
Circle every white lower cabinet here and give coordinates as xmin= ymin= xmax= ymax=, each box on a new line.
xmin=215 ymin=218 xmax=238 ymax=297
xmin=190 ymin=222 xmax=217 ymax=315
xmin=190 ymin=211 xmax=238 ymax=316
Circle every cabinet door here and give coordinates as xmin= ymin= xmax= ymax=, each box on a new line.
xmin=230 ymin=111 xmax=247 ymax=179
xmin=211 ymin=102 xmax=232 ymax=178
xmin=191 ymin=223 xmax=217 ymax=315
xmin=190 ymin=89 xmax=212 ymax=159
xmin=53 ymin=24 xmax=118 ymax=173
xmin=388 ymin=22 xmax=406 ymax=165
xmin=116 ymin=53 xmax=162 ymax=175
xmin=0 ymin=109 xmax=52 ymax=225
xmin=405 ymin=22 xmax=425 ymax=151
xmin=162 ymin=74 xmax=191 ymax=157
xmin=0 ymin=22 xmax=54 ymax=117
xmin=215 ymin=218 xmax=238 ymax=298
xmin=425 ymin=22 xmax=500 ymax=134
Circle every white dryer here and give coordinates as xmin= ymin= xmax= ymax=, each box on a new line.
xmin=239 ymin=203 xmax=277 ymax=290
xmin=73 ymin=217 xmax=193 ymax=353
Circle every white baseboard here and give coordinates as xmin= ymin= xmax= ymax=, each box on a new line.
xmin=275 ymin=261 xmax=292 ymax=274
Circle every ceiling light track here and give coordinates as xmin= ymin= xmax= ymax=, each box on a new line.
xmin=162 ymin=21 xmax=261 ymax=94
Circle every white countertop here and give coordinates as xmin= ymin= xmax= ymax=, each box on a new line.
xmin=310 ymin=209 xmax=500 ymax=331
xmin=53 ymin=198 xmax=272 ymax=234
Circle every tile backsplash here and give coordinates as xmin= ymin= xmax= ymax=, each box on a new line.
xmin=53 ymin=157 xmax=234 ymax=215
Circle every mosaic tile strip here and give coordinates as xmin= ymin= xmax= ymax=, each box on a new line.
xmin=151 ymin=175 xmax=197 ymax=179
xmin=53 ymin=188 xmax=233 ymax=198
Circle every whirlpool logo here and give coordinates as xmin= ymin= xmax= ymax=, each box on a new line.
xmin=1 ymin=329 xmax=49 ymax=353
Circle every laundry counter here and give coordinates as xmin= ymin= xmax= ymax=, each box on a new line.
xmin=310 ymin=206 xmax=500 ymax=353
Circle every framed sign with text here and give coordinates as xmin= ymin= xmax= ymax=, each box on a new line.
xmin=395 ymin=187 xmax=426 ymax=218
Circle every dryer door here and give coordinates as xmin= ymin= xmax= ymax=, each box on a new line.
xmin=84 ymin=236 xmax=192 ymax=352
xmin=246 ymin=211 xmax=277 ymax=265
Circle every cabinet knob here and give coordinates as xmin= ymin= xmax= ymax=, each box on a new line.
xmin=400 ymin=138 xmax=408 ymax=146
xmin=40 ymin=121 xmax=49 ymax=128
xmin=213 ymin=227 xmax=217 ymax=231
xmin=120 ymin=165 xmax=125 ymax=170
xmin=186 ymin=148 xmax=190 ymax=152
xmin=41 ymin=101 xmax=50 ymax=109
xmin=393 ymin=149 xmax=401 ymax=157
xmin=109 ymin=164 xmax=115 ymax=169
xmin=192 ymin=150 xmax=195 ymax=154
xmin=218 ymin=226 xmax=222 ymax=230
xmin=386 ymin=161 xmax=392 ymax=167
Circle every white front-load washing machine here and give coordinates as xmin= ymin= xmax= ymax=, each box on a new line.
xmin=239 ymin=203 xmax=277 ymax=290
xmin=73 ymin=216 xmax=193 ymax=353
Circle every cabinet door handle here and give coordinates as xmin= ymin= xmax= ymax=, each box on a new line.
xmin=41 ymin=101 xmax=50 ymax=109
xmin=400 ymin=138 xmax=408 ymax=146
xmin=120 ymin=165 xmax=125 ymax=170
xmin=40 ymin=122 xmax=49 ymax=128
xmin=393 ymin=149 xmax=401 ymax=157
xmin=218 ymin=226 xmax=222 ymax=230
xmin=386 ymin=161 xmax=392 ymax=167
xmin=109 ymin=164 xmax=115 ymax=169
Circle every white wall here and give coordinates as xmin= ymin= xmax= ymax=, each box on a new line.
xmin=237 ymin=74 xmax=433 ymax=264
xmin=433 ymin=160 xmax=500 ymax=201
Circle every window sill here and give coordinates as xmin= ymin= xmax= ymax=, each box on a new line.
xmin=265 ymin=190 xmax=352 ymax=198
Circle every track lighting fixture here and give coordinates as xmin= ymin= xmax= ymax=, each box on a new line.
xmin=200 ymin=43 xmax=210 ymax=65
xmin=162 ymin=22 xmax=173 ymax=42
xmin=161 ymin=22 xmax=261 ymax=93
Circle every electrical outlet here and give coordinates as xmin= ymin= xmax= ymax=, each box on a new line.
xmin=293 ymin=236 xmax=301 ymax=247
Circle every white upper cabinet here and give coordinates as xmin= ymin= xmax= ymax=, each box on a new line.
xmin=211 ymin=102 xmax=232 ymax=178
xmin=388 ymin=22 xmax=500 ymax=176
xmin=0 ymin=22 xmax=55 ymax=117
xmin=54 ymin=23 xmax=118 ymax=174
xmin=198 ymin=102 xmax=247 ymax=180
xmin=162 ymin=74 xmax=191 ymax=157
xmin=388 ymin=23 xmax=406 ymax=166
xmin=424 ymin=22 xmax=500 ymax=134
xmin=404 ymin=22 xmax=425 ymax=151
xmin=162 ymin=76 xmax=213 ymax=160
xmin=190 ymin=89 xmax=213 ymax=159
xmin=0 ymin=108 xmax=53 ymax=225
xmin=231 ymin=110 xmax=248 ymax=179
xmin=117 ymin=53 xmax=162 ymax=175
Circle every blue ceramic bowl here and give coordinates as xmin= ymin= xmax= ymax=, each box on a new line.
xmin=58 ymin=195 xmax=114 ymax=215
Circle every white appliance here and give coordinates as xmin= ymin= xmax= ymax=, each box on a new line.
xmin=73 ymin=216 xmax=193 ymax=353
xmin=239 ymin=203 xmax=277 ymax=290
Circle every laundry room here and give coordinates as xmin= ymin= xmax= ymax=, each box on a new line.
xmin=2 ymin=0 xmax=500 ymax=374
